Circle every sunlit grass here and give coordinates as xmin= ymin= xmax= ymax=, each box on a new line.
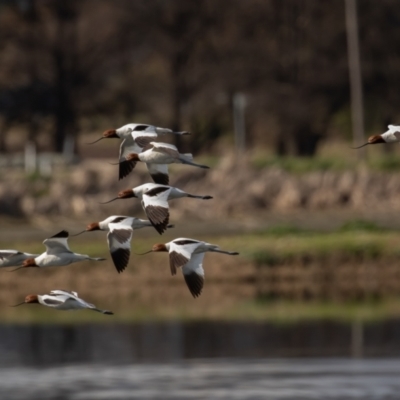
xmin=250 ymin=155 xmax=351 ymax=173
xmin=3 ymin=220 xmax=400 ymax=266
xmin=248 ymin=140 xmax=400 ymax=173
xmin=217 ymin=228 xmax=398 ymax=264
xmin=4 ymin=297 xmax=400 ymax=325
xmin=223 ymin=297 xmax=400 ymax=323
xmin=250 ymin=155 xmax=400 ymax=173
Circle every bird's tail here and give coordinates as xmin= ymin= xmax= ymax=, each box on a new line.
xmin=88 ymin=257 xmax=106 ymax=261
xmin=179 ymin=155 xmax=210 ymax=169
xmin=209 ymin=248 xmax=239 ymax=256
xmin=139 ymin=221 xmax=173 ymax=229
xmin=92 ymin=308 xmax=114 ymax=315
xmin=186 ymin=194 xmax=213 ymax=200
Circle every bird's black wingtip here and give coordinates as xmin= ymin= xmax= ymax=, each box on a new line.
xmin=51 ymin=230 xmax=69 ymax=238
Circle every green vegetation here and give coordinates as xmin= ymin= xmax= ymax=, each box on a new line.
xmin=223 ymin=221 xmax=394 ymax=265
xmin=224 ymin=298 xmax=400 ymax=323
xmin=3 ymin=219 xmax=400 ymax=324
xmin=4 ymin=219 xmax=398 ymax=266
xmin=250 ymin=156 xmax=350 ymax=173
xmin=4 ymin=297 xmax=400 ymax=325
xmin=369 ymin=155 xmax=400 ymax=171
xmin=338 ymin=219 xmax=389 ymax=233
xmin=249 ymin=151 xmax=400 ymax=174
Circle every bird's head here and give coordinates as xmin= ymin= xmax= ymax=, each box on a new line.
xmin=125 ymin=153 xmax=140 ymax=162
xmin=152 ymin=243 xmax=168 ymax=252
xmin=11 ymin=294 xmax=39 ymax=307
xmin=367 ymin=134 xmax=385 ymax=145
xmin=86 ymin=222 xmax=101 ymax=232
xmin=22 ymin=258 xmax=38 ymax=268
xmin=24 ymin=294 xmax=39 ymax=304
xmin=102 ymin=129 xmax=119 ymax=138
xmin=118 ymin=189 xmax=136 ymax=199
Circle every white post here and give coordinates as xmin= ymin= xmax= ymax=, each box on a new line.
xmin=345 ymin=0 xmax=365 ymax=159
xmin=233 ymin=92 xmax=247 ymax=153
xmin=39 ymin=156 xmax=52 ymax=177
xmin=24 ymin=141 xmax=37 ymax=173
xmin=63 ymin=134 xmax=75 ymax=162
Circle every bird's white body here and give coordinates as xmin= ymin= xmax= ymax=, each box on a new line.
xmin=381 ymin=125 xmax=400 ymax=143
xmin=138 ymin=142 xmax=193 ymax=165
xmin=165 ymin=239 xmax=218 ymax=255
xmin=34 ymin=252 xmax=94 ymax=267
xmin=133 ymin=183 xmax=189 ymax=201
xmin=0 ymin=250 xmax=38 ymax=267
xmin=121 ymin=142 xmax=208 ymax=184
xmin=36 ymin=290 xmax=112 ymax=314
xmin=32 ymin=231 xmax=104 ymax=268
xmin=98 ymin=215 xmax=152 ymax=231
xmin=116 ymin=123 xmax=176 ymax=138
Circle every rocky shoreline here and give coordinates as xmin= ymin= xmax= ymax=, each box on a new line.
xmin=2 ymin=155 xmax=400 ymax=222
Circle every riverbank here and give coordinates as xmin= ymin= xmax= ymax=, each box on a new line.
xmin=2 ymin=222 xmax=400 ymax=323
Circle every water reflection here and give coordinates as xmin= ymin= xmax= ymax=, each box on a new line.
xmin=2 ymin=319 xmax=400 ymax=366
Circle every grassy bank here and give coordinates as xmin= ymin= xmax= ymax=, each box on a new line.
xmin=2 ymin=220 xmax=400 ymax=323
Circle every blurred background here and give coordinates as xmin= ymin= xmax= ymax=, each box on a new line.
xmin=2 ymin=0 xmax=400 ymax=399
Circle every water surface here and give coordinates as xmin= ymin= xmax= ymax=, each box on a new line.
xmin=1 ymin=359 xmax=400 ymax=400
xmin=2 ymin=320 xmax=400 ymax=399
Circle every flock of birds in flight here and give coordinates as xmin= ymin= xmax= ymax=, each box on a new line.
xmin=5 ymin=123 xmax=240 ymax=315
xmin=3 ymin=123 xmax=397 ymax=314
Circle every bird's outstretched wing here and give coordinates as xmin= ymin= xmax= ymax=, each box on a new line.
xmin=146 ymin=163 xmax=169 ymax=185
xmin=107 ymin=220 xmax=133 ymax=273
xmin=168 ymin=239 xmax=202 ymax=275
xmin=181 ymin=252 xmax=205 ymax=298
xmin=43 ymin=231 xmax=72 ymax=255
xmin=142 ymin=186 xmax=171 ymax=235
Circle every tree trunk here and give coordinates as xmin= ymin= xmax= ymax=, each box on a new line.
xmin=292 ymin=123 xmax=322 ymax=156
xmin=0 ymin=120 xmax=9 ymax=152
xmin=171 ymin=55 xmax=184 ymax=150
xmin=53 ymin=2 xmax=77 ymax=153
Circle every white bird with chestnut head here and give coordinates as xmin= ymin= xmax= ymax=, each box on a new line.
xmin=352 ymin=125 xmax=400 ymax=149
xmin=137 ymin=238 xmax=239 ymax=298
xmin=86 ymin=123 xmax=190 ymax=180
xmin=100 ymin=184 xmax=213 ymax=235
xmin=9 ymin=230 xmax=105 ymax=271
xmin=117 ymin=142 xmax=209 ymax=184
xmin=11 ymin=290 xmax=113 ymax=315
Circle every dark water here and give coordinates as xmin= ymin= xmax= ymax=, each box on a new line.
xmin=2 ymin=320 xmax=400 ymax=366
xmin=2 ymin=320 xmax=400 ymax=399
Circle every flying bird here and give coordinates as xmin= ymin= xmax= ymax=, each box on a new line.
xmin=86 ymin=123 xmax=190 ymax=180
xmin=100 ymin=183 xmax=213 ymax=235
xmin=138 ymin=238 xmax=239 ymax=298
xmin=352 ymin=125 xmax=400 ymax=149
xmin=11 ymin=290 xmax=113 ymax=314
xmin=72 ymin=215 xmax=174 ymax=273
xmin=11 ymin=230 xmax=105 ymax=270
xmin=0 ymin=250 xmax=39 ymax=268
xmin=118 ymin=142 xmax=209 ymax=184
